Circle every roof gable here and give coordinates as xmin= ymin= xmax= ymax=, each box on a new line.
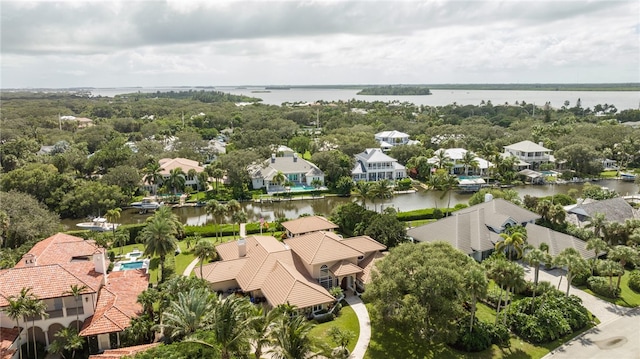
xmin=284 ymin=231 xmax=363 ymax=265
xmin=339 ymin=235 xmax=386 ymax=253
xmin=281 ymin=216 xmax=339 ymax=235
xmin=504 ymin=140 xmax=551 ymax=152
xmin=260 ymin=261 xmax=335 ymax=308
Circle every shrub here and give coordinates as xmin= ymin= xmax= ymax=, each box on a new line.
xmin=520 ymin=281 xmax=558 ymax=297
xmin=629 ymin=270 xmax=640 ymax=292
xmin=587 ymin=276 xmax=620 ymax=298
xmin=452 ymin=317 xmax=492 ymax=352
xmin=489 ymin=323 xmax=511 ymax=349
xmin=571 ymin=271 xmax=591 ymax=286
xmin=395 ymin=178 xmax=413 ymax=191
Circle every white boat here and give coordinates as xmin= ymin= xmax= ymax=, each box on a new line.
xmin=76 ymin=217 xmax=119 ymax=232
xmin=130 ymin=198 xmax=162 ymax=210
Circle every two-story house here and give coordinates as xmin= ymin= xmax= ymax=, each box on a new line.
xmin=374 ymin=130 xmax=420 ymax=151
xmin=0 ymin=233 xmax=148 ymax=358
xmin=503 ymin=141 xmax=554 ymax=170
xmin=428 ymin=148 xmax=493 ymax=176
xmin=249 ymin=153 xmax=325 ymax=193
xmin=195 ymin=216 xmax=386 ymax=313
xmin=352 ymin=148 xmax=406 ymax=182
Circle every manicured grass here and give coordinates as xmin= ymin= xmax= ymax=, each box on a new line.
xmin=363 ymin=301 xmax=596 ymax=359
xmin=309 ymin=303 xmax=359 ymax=354
xmin=600 ymin=170 xmax=619 ymax=178
xmin=581 ymin=270 xmax=640 ymax=308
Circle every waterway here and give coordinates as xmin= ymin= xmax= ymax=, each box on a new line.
xmin=89 ymin=87 xmax=640 ymax=110
xmin=60 ymin=179 xmax=638 ymax=231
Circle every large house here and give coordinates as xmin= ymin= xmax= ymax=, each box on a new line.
xmin=374 ymin=130 xmax=420 ymax=151
xmin=352 ymin=148 xmax=407 ymax=182
xmin=429 ymin=148 xmax=493 ymax=176
xmin=281 ymin=215 xmax=339 ymax=238
xmin=407 ymin=197 xmax=593 ymax=261
xmin=145 ymin=157 xmax=207 ymax=193
xmin=0 ymin=233 xmax=148 ymax=358
xmin=503 ymin=140 xmax=554 ymax=170
xmin=195 ymin=216 xmax=386 ymax=313
xmin=249 ymin=153 xmax=325 ymax=193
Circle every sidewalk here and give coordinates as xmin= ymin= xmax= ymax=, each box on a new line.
xmin=346 ymin=295 xmax=371 ymax=359
xmin=183 ymin=258 xmax=199 ymax=276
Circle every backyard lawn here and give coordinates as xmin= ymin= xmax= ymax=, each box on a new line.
xmin=309 ymin=302 xmax=359 ymax=354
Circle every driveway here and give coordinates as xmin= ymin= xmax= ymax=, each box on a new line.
xmin=346 ymin=295 xmax=371 ymax=359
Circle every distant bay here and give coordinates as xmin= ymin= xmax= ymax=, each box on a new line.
xmin=89 ymin=86 xmax=640 ymax=110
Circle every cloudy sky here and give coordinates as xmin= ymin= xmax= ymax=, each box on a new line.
xmin=1 ymin=0 xmax=639 ymax=88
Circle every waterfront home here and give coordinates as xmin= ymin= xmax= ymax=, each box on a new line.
xmin=195 ymin=230 xmax=386 ymax=313
xmin=407 ymin=196 xmax=593 ymax=261
xmin=143 ymin=157 xmax=206 ymax=193
xmin=0 ymin=233 xmax=148 ymax=357
xmin=249 ymin=153 xmax=325 ymax=193
xmin=352 ymin=148 xmax=407 ymax=182
xmin=374 ymin=130 xmax=420 ymax=151
xmin=428 ymin=148 xmax=492 ymax=176
xmin=567 ymin=197 xmax=637 ymax=226
xmin=281 ymin=215 xmax=339 ymax=238
xmin=503 ymin=140 xmax=554 ymax=170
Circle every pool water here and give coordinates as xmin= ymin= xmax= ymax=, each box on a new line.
xmin=289 ymin=185 xmax=316 ymax=192
xmin=120 ymin=261 xmax=144 ymax=270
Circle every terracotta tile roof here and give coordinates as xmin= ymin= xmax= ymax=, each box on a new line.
xmin=0 ymin=264 xmax=100 ymax=306
xmin=0 ymin=327 xmax=19 ymax=359
xmin=158 ymin=158 xmax=204 ymax=175
xmin=14 ymin=233 xmax=104 ymax=268
xmin=358 ymin=251 xmax=387 ymax=284
xmin=80 ymin=269 xmax=149 ymax=337
xmin=194 ymin=258 xmax=248 ymax=282
xmin=339 ymin=235 xmax=387 ymax=253
xmin=281 ymin=216 xmax=338 ymax=236
xmin=237 ymin=250 xmax=294 ymax=292
xmin=284 ymin=231 xmax=363 ymax=265
xmin=215 ymin=236 xmax=283 ymax=261
xmin=88 ymin=343 xmax=160 ymax=359
xmin=330 ymin=261 xmax=363 ymax=277
xmin=261 ymin=261 xmax=335 ymax=308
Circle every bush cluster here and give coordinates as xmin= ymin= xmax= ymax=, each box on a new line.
xmin=452 ymin=317 xmax=511 ymax=352
xmin=587 ymin=276 xmax=620 ymax=298
xmin=629 ymin=270 xmax=640 ymax=292
xmin=571 ymin=271 xmax=591 ymax=286
xmin=506 ymin=291 xmax=590 ymax=343
xmin=396 ymin=207 xmax=452 ymax=221
xmin=520 ymin=281 xmax=560 ymax=297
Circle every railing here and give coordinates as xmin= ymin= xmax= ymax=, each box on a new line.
xmin=46 ymin=309 xmax=64 ymax=319
xmin=66 ymin=307 xmax=84 ymax=317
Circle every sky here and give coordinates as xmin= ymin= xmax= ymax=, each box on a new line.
xmin=1 ymin=0 xmax=639 ymax=88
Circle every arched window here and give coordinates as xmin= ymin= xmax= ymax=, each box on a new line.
xmin=319 ymin=265 xmax=332 ymax=289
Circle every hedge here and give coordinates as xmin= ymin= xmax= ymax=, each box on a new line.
xmin=184 ymin=222 xmax=268 ymax=238
xmin=587 ymin=276 xmax=620 ymax=298
xmin=396 ymin=208 xmax=453 ymax=221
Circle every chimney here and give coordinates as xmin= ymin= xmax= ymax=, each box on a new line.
xmin=238 ymin=238 xmax=247 ymax=257
xmin=539 ymin=141 xmax=544 ymax=147
xmin=271 ymin=154 xmax=276 ymax=163
xmin=22 ymin=253 xmax=36 ymax=267
xmin=93 ymin=251 xmax=108 ymax=285
xmin=484 ymin=193 xmax=494 ymax=203
xmin=293 ymin=153 xmax=298 ymax=162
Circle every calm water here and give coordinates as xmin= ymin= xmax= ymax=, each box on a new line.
xmin=90 ymin=87 xmax=640 ymax=110
xmin=60 ymin=179 xmax=638 ymax=229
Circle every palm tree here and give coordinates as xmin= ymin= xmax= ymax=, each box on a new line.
xmin=4 ymin=293 xmax=26 ymax=359
xmin=484 ymin=255 xmax=509 ymax=321
xmin=433 ymin=150 xmax=452 ymax=170
xmin=586 ymin=237 xmax=609 ymax=274
xmin=209 ymin=295 xmax=252 ymax=359
xmin=64 ymin=285 xmax=88 ymax=332
xmin=212 ymin=168 xmax=225 ymax=193
xmin=137 ymin=288 xmax=160 ymax=323
xmin=597 ymin=259 xmax=623 ymax=293
xmin=205 ymin=200 xmax=225 ymax=240
xmin=554 ymin=248 xmax=589 ymax=296
xmin=371 ymin=179 xmax=393 ymax=213
xmin=141 ymin=216 xmax=178 ymax=282
xmin=196 ymin=171 xmax=210 ymax=191
xmin=495 ymin=230 xmax=527 ymax=260
xmin=460 ymin=151 xmax=479 ymax=176
xmin=48 ymin=328 xmax=84 ymax=359
xmin=193 ymin=239 xmax=217 ymax=278
xmin=143 ymin=161 xmax=163 ymax=196
xmin=105 ymin=207 xmax=122 ymax=244
xmin=248 ymin=306 xmax=278 ymax=359
xmin=24 ymin=295 xmax=48 ymax=359
xmin=271 ymin=171 xmax=287 ymax=192
xmin=437 ymin=173 xmax=458 ymax=216
xmin=523 ymin=248 xmax=550 ymax=301
xmin=161 ymin=288 xmax=213 ymax=340
xmin=502 ymin=261 xmax=525 ymax=325
xmin=536 ymin=200 xmax=553 ymax=222
xmin=226 ymin=200 xmax=242 ymax=238
xmin=232 ymin=211 xmax=248 ymax=239
xmin=268 ymin=314 xmax=320 ymax=359
xmin=166 ymin=167 xmax=186 ymax=195
xmin=609 ymin=245 xmax=640 ymax=289
xmin=353 ymin=180 xmax=372 ymax=208
xmin=153 ymin=206 xmax=185 ymax=240
xmin=585 ymin=212 xmax=607 ymax=238
xmin=464 ymin=267 xmax=488 ymax=332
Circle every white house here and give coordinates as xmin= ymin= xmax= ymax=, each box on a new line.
xmin=428 ymin=148 xmax=492 ymax=176
xmin=503 ymin=141 xmax=554 ymax=170
xmin=249 ymin=154 xmax=325 ymax=193
xmin=352 ymin=148 xmax=407 ymax=182
xmin=374 ymin=130 xmax=420 ymax=151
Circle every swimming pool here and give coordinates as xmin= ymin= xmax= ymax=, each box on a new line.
xmin=289 ymin=185 xmax=316 ymax=192
xmin=127 ymin=252 xmax=142 ymax=258
xmin=120 ymin=261 xmax=144 ymax=270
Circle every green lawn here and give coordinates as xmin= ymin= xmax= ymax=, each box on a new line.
xmin=309 ymin=303 xmax=359 ymax=354
xmin=600 ymin=170 xmax=619 ymax=178
xmin=581 ymin=270 xmax=640 ymax=307
xmin=363 ymin=302 xmax=596 ymax=359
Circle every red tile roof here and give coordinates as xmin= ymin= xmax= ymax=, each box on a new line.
xmin=80 ymin=269 xmax=149 ymax=337
xmin=88 ymin=343 xmax=159 ymax=359
xmin=0 ymin=327 xmax=19 ymax=359
xmin=14 ymin=232 xmax=104 ymax=268
xmin=281 ymin=216 xmax=338 ymax=236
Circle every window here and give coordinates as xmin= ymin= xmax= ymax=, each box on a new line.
xmin=318 ymin=265 xmax=332 ymax=289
